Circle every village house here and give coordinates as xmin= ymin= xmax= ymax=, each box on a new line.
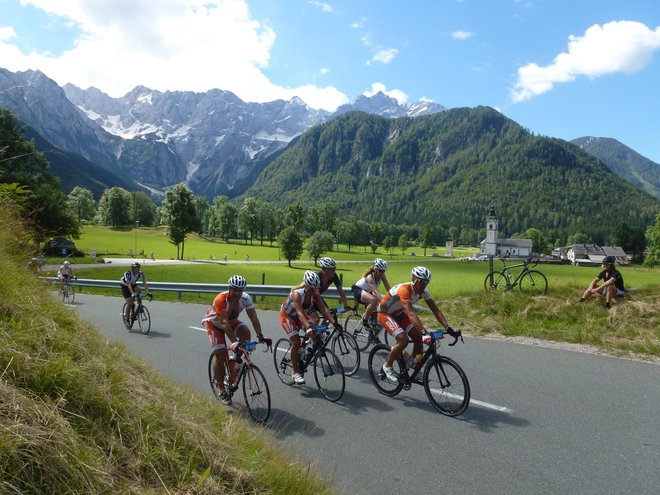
xmin=555 ymin=244 xmax=629 ymax=266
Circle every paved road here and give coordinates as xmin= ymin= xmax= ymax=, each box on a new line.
xmin=70 ymin=293 xmax=660 ymax=495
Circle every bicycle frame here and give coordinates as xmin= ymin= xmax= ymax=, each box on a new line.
xmin=396 ymin=330 xmax=445 ymax=388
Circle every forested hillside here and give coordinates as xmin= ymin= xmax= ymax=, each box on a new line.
xmin=572 ymin=136 xmax=660 ymax=200
xmin=246 ymin=107 xmax=659 ymax=241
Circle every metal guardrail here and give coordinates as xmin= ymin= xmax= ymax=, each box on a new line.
xmin=46 ymin=277 xmax=341 ymax=300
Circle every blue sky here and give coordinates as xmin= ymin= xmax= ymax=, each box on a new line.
xmin=1 ymin=0 xmax=659 ymax=163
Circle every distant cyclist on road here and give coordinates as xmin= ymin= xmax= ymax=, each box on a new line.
xmin=351 ymin=258 xmax=391 ymax=329
xmin=280 ymin=270 xmax=341 ymax=385
xmin=57 ymin=260 xmax=76 ymax=290
xmin=379 ymin=266 xmax=460 ymax=383
xmin=120 ymin=262 xmax=150 ymax=323
xmin=203 ymin=275 xmax=270 ymax=405
xmin=308 ymin=257 xmax=350 ymax=327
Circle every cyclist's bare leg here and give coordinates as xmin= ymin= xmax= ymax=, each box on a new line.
xmin=361 ymin=292 xmax=378 ymax=322
xmin=229 ymin=325 xmax=251 ymax=382
xmin=407 ymin=328 xmax=423 ymax=359
xmin=290 ymin=334 xmax=302 ymax=374
xmin=214 ymin=347 xmax=229 ymax=391
xmin=386 ymin=332 xmax=408 ymax=368
xmin=124 ymin=297 xmax=133 ymax=320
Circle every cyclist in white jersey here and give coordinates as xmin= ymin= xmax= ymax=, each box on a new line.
xmin=57 ymin=260 xmax=76 ymax=290
xmin=120 ymin=262 xmax=150 ymax=322
xmin=351 ymin=258 xmax=391 ymax=329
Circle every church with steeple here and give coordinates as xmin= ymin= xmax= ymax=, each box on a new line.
xmin=479 ymin=203 xmax=532 ymax=258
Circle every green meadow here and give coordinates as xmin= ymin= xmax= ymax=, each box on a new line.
xmin=54 ymin=226 xmax=660 ymax=359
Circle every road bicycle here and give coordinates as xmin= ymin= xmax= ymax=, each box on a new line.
xmin=58 ymin=277 xmax=76 ymax=304
xmin=484 ymin=257 xmax=548 ymax=295
xmin=344 ymin=302 xmax=390 ymax=351
xmin=368 ymin=330 xmax=470 ymax=417
xmin=322 ymin=307 xmax=360 ymax=376
xmin=273 ymin=322 xmax=345 ymax=402
xmin=209 ymin=340 xmax=271 ymax=423
xmin=122 ymin=291 xmax=153 ymax=334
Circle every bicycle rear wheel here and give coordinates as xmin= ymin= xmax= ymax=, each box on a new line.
xmin=367 ymin=344 xmax=404 ymax=396
xmin=242 ymin=364 xmax=271 ymax=423
xmin=330 ymin=331 xmax=360 ymax=376
xmin=121 ymin=302 xmax=133 ymax=329
xmin=313 ymin=349 xmax=345 ymax=402
xmin=484 ymin=271 xmax=507 ymax=291
xmin=136 ymin=305 xmax=151 ymax=334
xmin=273 ymin=338 xmax=295 ymax=385
xmin=423 ymin=356 xmax=470 ymax=416
xmin=519 ymin=270 xmax=548 ymax=296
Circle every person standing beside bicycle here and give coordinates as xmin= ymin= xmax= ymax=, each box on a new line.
xmin=57 ymin=260 xmax=76 ymax=290
xmin=379 ymin=266 xmax=460 ymax=383
xmin=280 ymin=270 xmax=341 ymax=385
xmin=351 ymin=258 xmax=391 ymax=330
xmin=120 ymin=262 xmax=150 ymax=323
xmin=579 ymin=256 xmax=625 ymax=309
xmin=308 ymin=257 xmax=350 ymax=326
xmin=203 ymin=275 xmax=269 ymax=405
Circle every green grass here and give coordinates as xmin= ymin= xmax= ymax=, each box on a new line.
xmin=1 ymin=207 xmax=333 ymax=494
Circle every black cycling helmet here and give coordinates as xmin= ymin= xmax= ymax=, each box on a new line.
xmin=131 ymin=262 xmax=141 ymax=268
xmin=603 ymin=256 xmax=616 ymax=265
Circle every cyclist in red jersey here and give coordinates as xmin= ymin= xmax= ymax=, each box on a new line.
xmin=203 ymin=275 xmax=269 ymax=404
xmin=280 ymin=270 xmax=341 ymax=384
xmin=378 ymin=266 xmax=459 ymax=383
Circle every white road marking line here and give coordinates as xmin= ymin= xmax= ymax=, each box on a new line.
xmin=190 ymin=326 xmax=206 ymax=332
xmin=429 ymin=388 xmax=512 ymax=413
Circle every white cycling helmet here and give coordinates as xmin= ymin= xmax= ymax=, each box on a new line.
xmin=411 ymin=266 xmax=431 ymax=282
xmin=303 ymin=270 xmax=321 ymax=289
xmin=318 ymin=257 xmax=337 ymax=269
xmin=373 ymin=258 xmax=387 ymax=271
xmin=63 ymin=260 xmax=70 ymax=266
xmin=228 ymin=275 xmax=247 ymax=290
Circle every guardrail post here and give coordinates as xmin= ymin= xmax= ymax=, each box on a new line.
xmin=262 ymin=272 xmax=265 ymax=285
xmin=178 ymin=291 xmax=182 ymax=301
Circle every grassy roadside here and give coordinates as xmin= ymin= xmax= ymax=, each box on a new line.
xmin=1 ymin=206 xmax=332 ymax=494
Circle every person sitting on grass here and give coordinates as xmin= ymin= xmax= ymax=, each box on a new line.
xmin=579 ymin=256 xmax=625 ymax=309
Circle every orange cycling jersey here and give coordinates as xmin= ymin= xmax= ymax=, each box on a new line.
xmin=378 ymin=282 xmax=431 ymax=316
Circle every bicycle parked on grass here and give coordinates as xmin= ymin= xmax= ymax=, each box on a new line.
xmin=368 ymin=329 xmax=470 ymax=417
xmin=58 ymin=277 xmax=76 ymax=304
xmin=273 ymin=322 xmax=346 ymax=402
xmin=209 ymin=340 xmax=271 ymax=423
xmin=484 ymin=257 xmax=548 ymax=295
xmin=343 ymin=302 xmax=390 ymax=351
xmin=122 ymin=291 xmax=153 ymax=334
xmin=322 ymin=307 xmax=360 ymax=376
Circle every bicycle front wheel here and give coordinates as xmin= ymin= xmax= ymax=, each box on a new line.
xmin=64 ymin=285 xmax=75 ymax=304
xmin=136 ymin=305 xmax=151 ymax=334
xmin=367 ymin=344 xmax=404 ymax=397
xmin=331 ymin=331 xmax=360 ymax=376
xmin=519 ymin=270 xmax=548 ymax=296
xmin=484 ymin=271 xmax=507 ymax=291
xmin=273 ymin=338 xmax=295 ymax=385
xmin=242 ymin=364 xmax=271 ymax=423
xmin=313 ymin=349 xmax=345 ymax=402
xmin=347 ymin=314 xmax=370 ymax=352
xmin=423 ymin=356 xmax=470 ymax=417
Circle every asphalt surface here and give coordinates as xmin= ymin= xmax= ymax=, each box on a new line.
xmin=70 ymin=292 xmax=660 ymax=495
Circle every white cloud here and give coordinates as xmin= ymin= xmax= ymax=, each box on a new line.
xmin=363 ymin=82 xmax=408 ymax=104
xmin=511 ymin=20 xmax=660 ymax=102
xmin=0 ymin=26 xmax=17 ymax=41
xmin=0 ymin=0 xmax=347 ymax=110
xmin=369 ymin=47 xmax=398 ymax=65
xmin=451 ymin=31 xmax=474 ymax=40
xmin=319 ymin=67 xmax=330 ymax=74
xmin=308 ymin=1 xmax=332 ymax=13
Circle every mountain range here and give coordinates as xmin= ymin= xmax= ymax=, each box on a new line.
xmin=0 ymin=68 xmax=444 ymax=199
xmin=0 ymin=67 xmax=658 ymax=239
